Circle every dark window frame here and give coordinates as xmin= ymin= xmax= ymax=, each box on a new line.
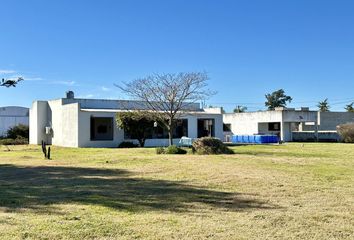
xmin=268 ymin=122 xmax=281 ymax=131
xmin=124 ymin=119 xmax=188 ymax=140
xmin=223 ymin=123 xmax=232 ymax=132
xmin=90 ymin=117 xmax=114 ymax=141
xmin=197 ymin=118 xmax=215 ymax=138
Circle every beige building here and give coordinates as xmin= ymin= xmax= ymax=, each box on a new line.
xmin=223 ymin=107 xmax=354 ymax=142
xmin=29 ymin=92 xmax=224 ymax=147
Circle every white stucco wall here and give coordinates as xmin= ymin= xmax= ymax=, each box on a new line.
xmin=30 ymin=100 xmax=79 ymax=146
xmin=223 ymin=111 xmax=283 ymax=136
xmin=59 ymin=103 xmax=80 ymax=147
xmin=48 ymin=99 xmax=64 ymax=146
xmin=78 ymin=111 xmax=124 ymax=148
xmin=29 ymin=102 xmax=49 ymax=144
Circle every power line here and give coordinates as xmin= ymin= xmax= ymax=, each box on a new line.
xmin=208 ymin=97 xmax=354 ymax=106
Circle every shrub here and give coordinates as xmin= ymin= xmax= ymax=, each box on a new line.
xmin=337 ymin=123 xmax=354 ymax=143
xmin=156 ymin=147 xmax=165 ymax=154
xmin=0 ymin=136 xmax=28 ymax=145
xmin=118 ymin=141 xmax=139 ymax=148
xmin=165 ymin=145 xmax=187 ymax=154
xmin=6 ymin=124 xmax=29 ymax=139
xmin=192 ymin=137 xmax=234 ymax=155
xmin=156 ymin=145 xmax=187 ymax=155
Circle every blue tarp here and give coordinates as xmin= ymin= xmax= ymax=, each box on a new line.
xmin=231 ymin=135 xmax=279 ymax=144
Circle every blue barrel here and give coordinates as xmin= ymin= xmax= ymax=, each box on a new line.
xmin=270 ymin=135 xmax=279 ymax=143
xmin=254 ymin=135 xmax=262 ymax=144
xmin=232 ymin=134 xmax=278 ymax=144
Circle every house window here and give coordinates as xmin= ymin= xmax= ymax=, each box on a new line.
xmin=124 ymin=119 xmax=188 ymax=139
xmin=173 ymin=119 xmax=188 ymax=138
xmin=150 ymin=119 xmax=188 ymax=139
xmin=198 ymin=119 xmax=215 ymax=138
xmin=268 ymin=122 xmax=280 ymax=131
xmin=223 ymin=123 xmax=231 ymax=132
xmin=90 ymin=117 xmax=113 ymax=141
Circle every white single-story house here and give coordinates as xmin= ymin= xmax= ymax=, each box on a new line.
xmin=0 ymin=106 xmax=29 ymax=137
xmin=223 ymin=107 xmax=354 ymax=142
xmin=29 ymin=92 xmax=223 ymax=147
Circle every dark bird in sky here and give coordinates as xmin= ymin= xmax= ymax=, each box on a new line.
xmin=1 ymin=77 xmax=24 ymax=87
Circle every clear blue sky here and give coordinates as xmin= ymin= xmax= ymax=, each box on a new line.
xmin=1 ymin=0 xmax=353 ymax=112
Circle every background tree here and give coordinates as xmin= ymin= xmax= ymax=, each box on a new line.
xmin=345 ymin=102 xmax=354 ymax=112
xmin=317 ymin=98 xmax=330 ymax=112
xmin=117 ymin=72 xmax=214 ymax=146
xmin=6 ymin=124 xmax=29 ymax=139
xmin=116 ymin=111 xmax=155 ymax=147
xmin=265 ymin=89 xmax=292 ymax=110
xmin=233 ymin=105 xmax=247 ymax=113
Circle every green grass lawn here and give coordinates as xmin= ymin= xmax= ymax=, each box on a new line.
xmin=0 ymin=143 xmax=353 ymax=239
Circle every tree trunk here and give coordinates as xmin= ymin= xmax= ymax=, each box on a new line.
xmin=138 ymin=138 xmax=145 ymax=147
xmin=168 ymin=127 xmax=173 ymax=146
xmin=167 ymin=118 xmax=174 ymax=146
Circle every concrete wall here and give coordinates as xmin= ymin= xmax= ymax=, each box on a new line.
xmin=30 ymin=100 xmax=78 ymax=146
xmin=223 ymin=111 xmax=283 ymax=136
xmin=318 ymin=112 xmax=354 ymax=130
xmin=292 ymin=131 xmax=339 ymax=142
xmin=60 ymin=103 xmax=80 ymax=147
xmin=29 ymin=102 xmax=48 ymax=144
xmin=0 ymin=106 xmax=29 ymax=137
xmin=78 ymin=111 xmax=124 ymax=148
xmin=282 ymin=110 xmax=317 ymax=123
xmin=300 ymin=112 xmax=354 ymax=131
xmin=47 ymin=99 xmax=63 ymax=146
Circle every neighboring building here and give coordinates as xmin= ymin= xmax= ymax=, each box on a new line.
xmin=300 ymin=111 xmax=354 ymax=131
xmin=0 ymin=106 xmax=29 ymax=137
xmin=29 ymin=92 xmax=223 ymax=147
xmin=223 ymin=107 xmax=354 ymax=142
xmin=223 ymin=107 xmax=318 ymax=142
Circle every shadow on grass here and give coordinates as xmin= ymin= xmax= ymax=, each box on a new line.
xmin=0 ymin=164 xmax=277 ymax=213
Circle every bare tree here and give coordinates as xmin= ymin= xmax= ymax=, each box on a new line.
xmin=116 ymin=72 xmax=215 ymax=146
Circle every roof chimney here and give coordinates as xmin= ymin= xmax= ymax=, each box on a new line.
xmin=66 ymin=91 xmax=74 ymax=99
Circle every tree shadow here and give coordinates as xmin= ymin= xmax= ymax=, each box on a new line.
xmin=0 ymin=164 xmax=278 ymax=213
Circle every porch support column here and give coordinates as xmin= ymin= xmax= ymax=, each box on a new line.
xmin=280 ymin=121 xmax=285 ymax=142
xmin=188 ymin=116 xmax=198 ymax=139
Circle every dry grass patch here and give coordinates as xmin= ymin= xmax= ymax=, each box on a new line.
xmin=0 ymin=143 xmax=353 ymax=239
